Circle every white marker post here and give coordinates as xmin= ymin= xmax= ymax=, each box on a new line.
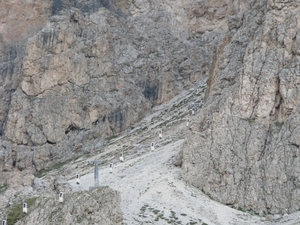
xmin=151 ymin=142 xmax=155 ymax=151
xmin=119 ymin=152 xmax=124 ymax=162
xmin=59 ymin=192 xmax=63 ymax=203
xmin=109 ymin=163 xmax=113 ymax=173
xmin=159 ymin=130 xmax=162 ymax=139
xmin=2 ymin=220 xmax=7 ymax=225
xmin=23 ymin=203 xmax=27 ymax=214
xmin=76 ymin=174 xmax=80 ymax=185
xmin=187 ymin=118 xmax=190 ymax=127
xmin=191 ymin=109 xmax=195 ymax=115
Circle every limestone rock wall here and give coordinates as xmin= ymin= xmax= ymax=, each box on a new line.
xmin=0 ymin=0 xmax=236 ymax=173
xmin=182 ymin=0 xmax=300 ymax=215
xmin=12 ymin=187 xmax=122 ymax=225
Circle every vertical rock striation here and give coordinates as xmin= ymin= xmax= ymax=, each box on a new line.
xmin=182 ymin=0 xmax=300 ymax=215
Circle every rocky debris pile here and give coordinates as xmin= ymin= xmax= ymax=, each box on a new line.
xmin=2 ymin=187 xmax=122 ymax=225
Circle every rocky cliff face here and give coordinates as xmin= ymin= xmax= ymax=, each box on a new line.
xmin=0 ymin=0 xmax=227 ymax=173
xmin=182 ymin=0 xmax=300 ymax=215
xmin=2 ymin=0 xmax=300 ymax=218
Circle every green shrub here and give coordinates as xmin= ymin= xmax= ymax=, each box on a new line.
xmin=106 ymin=135 xmax=118 ymax=141
xmin=35 ymin=160 xmax=70 ymax=178
xmin=274 ymin=121 xmax=284 ymax=127
xmin=7 ymin=197 xmax=37 ymax=225
xmin=0 ymin=183 xmax=8 ymax=194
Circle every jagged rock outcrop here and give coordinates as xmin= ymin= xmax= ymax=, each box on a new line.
xmin=7 ymin=187 xmax=122 ymax=225
xmin=0 ymin=0 xmax=227 ymax=173
xmin=182 ymin=0 xmax=300 ymax=215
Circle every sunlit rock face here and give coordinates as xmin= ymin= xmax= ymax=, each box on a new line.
xmin=182 ymin=0 xmax=300 ymax=215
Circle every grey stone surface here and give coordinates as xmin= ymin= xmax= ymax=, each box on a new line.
xmin=2 ymin=0 xmax=300 ymax=217
xmin=14 ymin=187 xmax=122 ymax=225
xmin=182 ymin=0 xmax=300 ymax=215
